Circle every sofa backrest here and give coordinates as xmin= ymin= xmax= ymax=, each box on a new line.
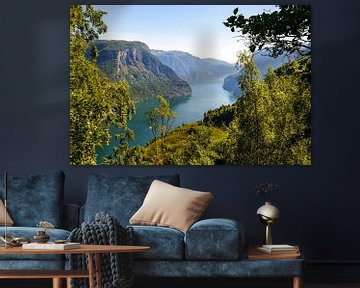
xmin=0 ymin=170 xmax=65 ymax=228
xmin=82 ymin=173 xmax=180 ymax=226
xmin=63 ymin=203 xmax=80 ymax=231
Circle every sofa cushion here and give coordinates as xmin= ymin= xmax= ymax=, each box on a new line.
xmin=0 ymin=171 xmax=64 ymax=227
xmin=130 ymin=180 xmax=213 ymax=233
xmin=84 ymin=174 xmax=180 ymax=225
xmin=184 ymin=218 xmax=245 ymax=260
xmin=0 ymin=227 xmax=70 ymax=261
xmin=130 ymin=225 xmax=184 ymax=260
xmin=0 ymin=199 xmax=14 ymax=226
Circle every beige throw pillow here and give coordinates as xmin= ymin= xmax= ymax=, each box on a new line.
xmin=130 ymin=180 xmax=213 ymax=233
xmin=0 ymin=199 xmax=14 ymax=226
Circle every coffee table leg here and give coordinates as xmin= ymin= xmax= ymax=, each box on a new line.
xmin=52 ymin=278 xmax=62 ymax=288
xmin=88 ymin=253 xmax=95 ymax=288
xmin=95 ymin=253 xmax=102 ymax=288
xmin=293 ymin=276 xmax=302 ymax=288
xmin=66 ymin=277 xmax=72 ymax=288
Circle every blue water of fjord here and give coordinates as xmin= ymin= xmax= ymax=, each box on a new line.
xmin=97 ymin=78 xmax=236 ymax=162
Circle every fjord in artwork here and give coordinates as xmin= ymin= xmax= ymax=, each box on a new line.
xmin=70 ymin=5 xmax=311 ymax=165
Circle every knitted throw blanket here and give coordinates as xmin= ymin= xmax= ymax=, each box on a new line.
xmin=68 ymin=212 xmax=135 ymax=288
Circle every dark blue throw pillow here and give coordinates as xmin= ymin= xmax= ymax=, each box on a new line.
xmin=84 ymin=174 xmax=180 ymax=225
xmin=0 ymin=170 xmax=64 ymax=227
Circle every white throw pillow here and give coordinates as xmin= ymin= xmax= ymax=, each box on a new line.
xmin=130 ymin=180 xmax=213 ymax=233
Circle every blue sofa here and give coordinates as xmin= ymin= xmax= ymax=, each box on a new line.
xmin=81 ymin=173 xmax=304 ymax=283
xmin=0 ymin=171 xmax=79 ymax=270
xmin=0 ymin=171 xmax=304 ymax=287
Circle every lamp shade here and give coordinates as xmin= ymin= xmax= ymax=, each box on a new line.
xmin=256 ymin=201 xmax=280 ymax=221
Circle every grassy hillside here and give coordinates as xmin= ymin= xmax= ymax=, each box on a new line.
xmin=141 ymin=123 xmax=228 ymax=165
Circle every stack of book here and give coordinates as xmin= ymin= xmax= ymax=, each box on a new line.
xmin=22 ymin=242 xmax=80 ymax=250
xmin=257 ymin=244 xmax=299 ymax=254
xmin=248 ymin=244 xmax=300 ymax=259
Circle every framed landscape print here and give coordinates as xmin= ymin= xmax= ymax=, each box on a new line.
xmin=70 ymin=5 xmax=311 ymax=165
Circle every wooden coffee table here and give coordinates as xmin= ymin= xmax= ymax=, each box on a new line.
xmin=0 ymin=244 xmax=150 ymax=288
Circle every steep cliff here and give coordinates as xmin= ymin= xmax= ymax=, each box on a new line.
xmin=93 ymin=40 xmax=191 ymax=102
xmin=222 ymin=74 xmax=241 ymax=97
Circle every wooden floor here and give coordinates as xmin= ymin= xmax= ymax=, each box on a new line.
xmin=1 ymin=280 xmax=360 ymax=288
xmin=306 ymin=285 xmax=360 ymax=288
xmin=1 ymin=279 xmax=360 ymax=288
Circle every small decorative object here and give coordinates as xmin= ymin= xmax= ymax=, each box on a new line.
xmin=54 ymin=239 xmax=67 ymax=244
xmin=34 ymin=220 xmax=55 ymax=243
xmin=33 ymin=230 xmax=50 ymax=243
xmin=254 ymin=181 xmax=280 ymax=245
xmin=0 ymin=234 xmax=31 ymax=247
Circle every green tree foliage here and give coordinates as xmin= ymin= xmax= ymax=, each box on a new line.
xmin=101 ymin=129 xmax=145 ymax=165
xmin=224 ymin=5 xmax=311 ymax=57
xmin=203 ymin=104 xmax=237 ymax=128
xmin=144 ymin=95 xmax=177 ymax=164
xmin=171 ymin=126 xmax=220 ymax=165
xmin=146 ymin=96 xmax=177 ymax=139
xmin=224 ymin=52 xmax=311 ymax=165
xmin=70 ymin=5 xmax=135 ymax=165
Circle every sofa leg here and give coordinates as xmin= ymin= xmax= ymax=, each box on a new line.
xmin=53 ymin=278 xmax=62 ymax=288
xmin=293 ymin=276 xmax=302 ymax=288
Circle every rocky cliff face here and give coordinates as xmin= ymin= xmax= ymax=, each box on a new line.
xmin=222 ymin=73 xmax=241 ymax=97
xmin=151 ymin=50 xmax=236 ymax=83
xmin=94 ymin=40 xmax=191 ymax=102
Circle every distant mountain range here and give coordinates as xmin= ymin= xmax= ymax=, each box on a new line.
xmin=90 ymin=40 xmax=291 ymax=102
xmin=151 ymin=50 xmax=236 ymax=83
xmin=92 ymin=40 xmax=191 ymax=102
xmin=222 ymin=52 xmax=295 ymax=97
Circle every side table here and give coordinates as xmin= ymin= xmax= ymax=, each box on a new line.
xmin=0 ymin=244 xmax=150 ymax=288
xmin=247 ymin=245 xmax=303 ymax=288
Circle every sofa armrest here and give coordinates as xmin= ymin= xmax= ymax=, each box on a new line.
xmin=63 ymin=204 xmax=80 ymax=231
xmin=184 ymin=218 xmax=245 ymax=260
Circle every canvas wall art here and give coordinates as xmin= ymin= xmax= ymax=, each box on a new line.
xmin=70 ymin=5 xmax=311 ymax=165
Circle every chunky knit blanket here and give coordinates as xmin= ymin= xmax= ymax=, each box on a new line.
xmin=68 ymin=212 xmax=134 ymax=288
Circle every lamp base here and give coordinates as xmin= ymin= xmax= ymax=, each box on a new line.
xmin=265 ymin=223 xmax=272 ymax=245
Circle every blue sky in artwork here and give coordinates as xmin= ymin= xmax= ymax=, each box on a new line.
xmin=95 ymin=5 xmax=277 ymax=64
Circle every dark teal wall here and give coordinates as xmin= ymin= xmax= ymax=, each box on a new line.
xmin=0 ymin=0 xmax=359 ymax=263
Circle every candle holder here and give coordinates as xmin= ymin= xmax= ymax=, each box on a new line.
xmin=33 ymin=230 xmax=50 ymax=243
